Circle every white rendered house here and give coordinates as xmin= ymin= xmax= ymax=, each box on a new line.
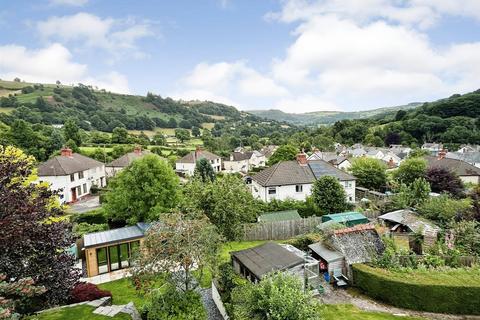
xmin=37 ymin=148 xmax=106 ymax=203
xmin=251 ymin=152 xmax=356 ymax=203
xmin=175 ymin=147 xmax=222 ymax=176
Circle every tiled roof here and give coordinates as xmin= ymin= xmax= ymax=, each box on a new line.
xmin=252 ymin=161 xmax=315 ymax=186
xmin=227 ymin=152 xmax=252 ymax=162
xmin=107 ymin=150 xmax=151 ymax=168
xmin=425 ymin=156 xmax=480 ymax=176
xmin=38 ymin=153 xmax=103 ymax=176
xmin=176 ymin=150 xmax=221 ymax=163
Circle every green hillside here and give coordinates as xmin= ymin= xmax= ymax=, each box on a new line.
xmin=249 ymin=103 xmax=421 ymax=125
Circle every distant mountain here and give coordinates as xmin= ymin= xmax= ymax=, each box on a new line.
xmin=249 ymin=103 xmax=422 ymax=125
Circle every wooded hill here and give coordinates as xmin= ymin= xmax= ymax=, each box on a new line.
xmin=249 ymin=103 xmax=422 ymax=125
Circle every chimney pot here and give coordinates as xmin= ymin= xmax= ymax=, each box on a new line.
xmin=61 ymin=147 xmax=73 ymax=157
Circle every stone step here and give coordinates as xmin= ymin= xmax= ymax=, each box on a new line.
xmin=93 ymin=305 xmax=126 ymax=317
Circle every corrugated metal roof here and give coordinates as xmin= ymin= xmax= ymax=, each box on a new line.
xmin=258 ymin=210 xmax=302 ymax=222
xmin=84 ymin=223 xmax=148 ymax=248
xmin=378 ymin=209 xmax=440 ymax=235
xmin=231 ymin=242 xmax=304 ymax=279
xmin=322 ymin=212 xmax=368 ymax=224
xmin=308 ymin=242 xmax=344 ymax=263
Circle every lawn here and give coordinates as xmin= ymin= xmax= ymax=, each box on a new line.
xmin=97 ymin=278 xmax=146 ymax=308
xmin=322 ymin=305 xmax=425 ymax=320
xmin=29 ymin=305 xmax=131 ymax=320
xmin=0 ymin=107 xmax=14 ymax=114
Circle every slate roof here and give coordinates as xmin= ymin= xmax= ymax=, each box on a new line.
xmin=308 ymin=242 xmax=344 ymax=263
xmin=106 ymin=150 xmax=151 ymax=168
xmin=176 ymin=150 xmax=221 ymax=163
xmin=230 ymin=242 xmax=304 ymax=279
xmin=84 ymin=223 xmax=150 ymax=248
xmin=38 ymin=153 xmax=103 ymax=176
xmin=447 ymin=152 xmax=480 ymax=164
xmin=425 ymin=156 xmax=480 ymax=176
xmin=258 ymin=210 xmax=302 ymax=223
xmin=379 ymin=209 xmax=440 ymax=235
xmin=251 ymin=159 xmax=355 ymax=187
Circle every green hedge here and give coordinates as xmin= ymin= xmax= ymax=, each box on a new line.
xmin=352 ymin=264 xmax=480 ymax=315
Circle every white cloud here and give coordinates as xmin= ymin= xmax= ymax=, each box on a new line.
xmin=49 ymin=0 xmax=88 ymax=6
xmin=0 ymin=43 xmax=130 ymax=93
xmin=37 ymin=13 xmax=154 ymax=61
xmin=176 ymin=61 xmax=288 ymax=105
xmin=173 ymin=0 xmax=480 ymax=112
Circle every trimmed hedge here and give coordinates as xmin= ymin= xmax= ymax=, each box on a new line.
xmin=352 ymin=264 xmax=480 ymax=315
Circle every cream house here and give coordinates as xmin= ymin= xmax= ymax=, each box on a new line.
xmin=251 ymin=152 xmax=356 ymax=203
xmin=37 ymin=148 xmax=106 ymax=204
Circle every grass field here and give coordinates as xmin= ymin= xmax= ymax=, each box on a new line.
xmin=0 ymin=107 xmax=14 ymax=114
xmin=202 ymin=122 xmax=215 ymax=129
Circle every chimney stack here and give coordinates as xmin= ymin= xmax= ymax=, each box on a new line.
xmin=438 ymin=148 xmax=447 ymax=160
xmin=297 ymin=150 xmax=308 ymax=166
xmin=134 ymin=146 xmax=142 ymax=155
xmin=61 ymin=147 xmax=73 ymax=157
xmin=195 ymin=146 xmax=202 ymax=160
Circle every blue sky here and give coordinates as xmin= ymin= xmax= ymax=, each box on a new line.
xmin=1 ymin=0 xmax=480 ymax=112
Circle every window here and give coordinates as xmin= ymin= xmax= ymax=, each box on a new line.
xmin=349 ymin=196 xmax=353 ymax=202
xmin=77 ymin=186 xmax=82 ymax=196
xmin=83 ymin=183 xmax=87 ymax=194
xmin=96 ymin=247 xmax=108 ymax=274
xmin=78 ymin=171 xmax=84 ymax=179
xmin=268 ymin=187 xmax=276 ymax=195
xmin=70 ymin=174 xmax=75 ymax=182
xmin=295 ymin=185 xmax=303 ymax=193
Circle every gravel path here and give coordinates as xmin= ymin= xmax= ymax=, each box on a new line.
xmin=197 ymin=288 xmax=223 ymax=320
xmin=318 ymin=281 xmax=480 ymax=320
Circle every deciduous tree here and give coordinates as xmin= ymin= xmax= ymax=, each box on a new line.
xmin=311 ymin=176 xmax=349 ymax=215
xmin=0 ymin=146 xmax=79 ymax=308
xmin=268 ymin=144 xmax=298 ymax=165
xmin=393 ymin=157 xmax=427 ymax=185
xmin=425 ymin=167 xmax=464 ymax=198
xmin=194 ymin=158 xmax=216 ymax=183
xmin=104 ymin=155 xmax=179 ymax=224
xmin=349 ymin=157 xmax=387 ymax=191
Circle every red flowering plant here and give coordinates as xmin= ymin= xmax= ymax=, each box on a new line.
xmin=0 ymin=274 xmax=46 ymax=319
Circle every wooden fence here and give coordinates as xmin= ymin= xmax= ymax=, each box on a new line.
xmin=241 ymin=217 xmax=323 ymax=241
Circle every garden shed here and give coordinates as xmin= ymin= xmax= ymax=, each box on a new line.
xmin=378 ymin=209 xmax=440 ymax=237
xmin=308 ymin=242 xmax=345 ymax=274
xmin=257 ymin=210 xmax=302 ymax=223
xmin=321 ymin=211 xmax=368 ymax=227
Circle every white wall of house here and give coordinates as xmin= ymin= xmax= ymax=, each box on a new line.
xmin=176 ymin=162 xmax=196 ymax=176
xmin=366 ymin=151 xmax=385 ymax=160
xmin=224 ymin=159 xmax=250 ymax=173
xmin=252 ymin=179 xmax=356 ymax=203
xmin=39 ymin=165 xmax=106 ymax=203
xmin=105 ymin=166 xmax=123 ymax=178
xmin=176 ymin=158 xmax=222 ymax=176
xmin=250 ymin=154 xmax=266 ymax=167
xmin=459 ymin=175 xmax=480 ymax=185
xmin=337 ymin=160 xmax=351 ymax=171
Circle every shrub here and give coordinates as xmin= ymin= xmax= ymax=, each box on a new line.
xmin=71 ymin=209 xmax=107 ymax=225
xmin=141 ymin=284 xmax=206 ymax=320
xmin=70 ymin=282 xmax=111 ymax=303
xmin=352 ymin=264 xmax=480 ymax=314
xmin=72 ymin=222 xmax=108 ymax=237
xmin=284 ymin=233 xmax=322 ymax=251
